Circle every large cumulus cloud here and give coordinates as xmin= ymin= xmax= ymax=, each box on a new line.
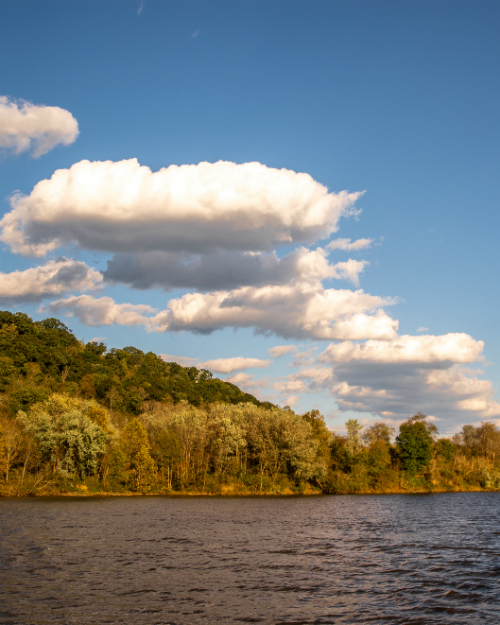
xmin=0 ymin=96 xmax=79 ymax=158
xmin=0 ymin=159 xmax=362 ymax=257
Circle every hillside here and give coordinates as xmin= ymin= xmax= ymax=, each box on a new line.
xmin=0 ymin=310 xmax=272 ymax=418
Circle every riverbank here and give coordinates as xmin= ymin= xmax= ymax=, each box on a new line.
xmin=2 ymin=484 xmax=497 ymax=497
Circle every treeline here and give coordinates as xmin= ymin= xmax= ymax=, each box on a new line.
xmin=1 ymin=310 xmax=500 ymax=496
xmin=0 ymin=310 xmax=271 ymax=415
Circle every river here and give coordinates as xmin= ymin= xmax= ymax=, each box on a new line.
xmin=1 ymin=492 xmax=499 ymax=624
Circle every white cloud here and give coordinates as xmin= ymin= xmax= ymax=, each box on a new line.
xmin=290 ymin=350 xmax=315 ymax=367
xmin=266 ymin=333 xmax=500 ymax=428
xmin=417 ymin=327 xmax=429 ymax=332
xmin=273 ymin=378 xmax=308 ymax=393
xmin=0 ymin=96 xmax=79 ymax=158
xmin=1 ymin=159 xmax=362 ymax=257
xmin=48 ymin=280 xmax=398 ymax=341
xmin=274 ymin=367 xmax=332 ymax=395
xmin=226 ymin=372 xmax=269 ymax=391
xmin=159 ymin=354 xmax=198 ymax=367
xmin=284 ymin=395 xmax=300 ymax=407
xmin=320 ymin=334 xmax=484 ymax=365
xmin=327 ymin=237 xmax=374 ymax=252
xmin=47 ymin=294 xmax=158 ymax=327
xmin=197 ymin=357 xmax=271 ymax=374
xmin=326 ymin=259 xmax=369 ymax=286
xmin=427 ymin=367 xmax=500 ymax=419
xmin=0 ymin=259 xmax=102 ymax=303
xmin=268 ymin=345 xmax=298 ymax=358
xmin=154 ymin=281 xmax=398 ymax=340
xmin=315 ymin=334 xmax=499 ymax=428
xmin=328 ymin=363 xmax=500 ymax=427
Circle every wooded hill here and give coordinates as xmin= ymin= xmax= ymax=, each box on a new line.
xmin=0 ymin=310 xmax=271 ymax=415
xmin=1 ymin=310 xmax=500 ymax=496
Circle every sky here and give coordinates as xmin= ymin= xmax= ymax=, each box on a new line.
xmin=0 ymin=0 xmax=499 ymax=435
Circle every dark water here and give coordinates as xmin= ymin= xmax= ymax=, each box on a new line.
xmin=1 ymin=493 xmax=499 ymax=624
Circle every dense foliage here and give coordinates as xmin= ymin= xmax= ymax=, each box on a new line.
xmin=1 ymin=310 xmax=500 ymax=496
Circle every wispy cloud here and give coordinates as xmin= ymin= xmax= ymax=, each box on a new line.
xmin=327 ymin=237 xmax=373 ymax=252
xmin=160 ymin=354 xmax=198 ymax=367
xmin=268 ymin=345 xmax=298 ymax=358
xmin=197 ymin=357 xmax=271 ymax=374
xmin=137 ymin=1 xmax=145 ymax=15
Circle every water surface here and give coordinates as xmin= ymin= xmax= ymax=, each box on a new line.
xmin=1 ymin=492 xmax=499 ymax=624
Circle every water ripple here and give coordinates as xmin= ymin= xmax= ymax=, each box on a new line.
xmin=0 ymin=492 xmax=499 ymax=624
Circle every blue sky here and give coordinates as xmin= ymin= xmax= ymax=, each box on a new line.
xmin=1 ymin=0 xmax=499 ymax=434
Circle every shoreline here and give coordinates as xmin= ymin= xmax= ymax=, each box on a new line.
xmin=2 ymin=486 xmax=498 ymax=498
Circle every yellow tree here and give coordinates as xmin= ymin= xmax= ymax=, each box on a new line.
xmin=120 ymin=418 xmax=157 ymax=492
xmin=86 ymin=406 xmax=110 ymax=432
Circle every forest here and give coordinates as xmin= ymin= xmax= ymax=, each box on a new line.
xmin=1 ymin=310 xmax=500 ymax=496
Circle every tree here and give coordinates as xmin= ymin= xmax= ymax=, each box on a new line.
xmin=396 ymin=413 xmax=435 ymax=474
xmin=120 ymin=418 xmax=157 ymax=492
xmin=435 ymin=438 xmax=457 ymax=463
xmin=345 ymin=419 xmax=363 ymax=455
xmin=362 ymin=422 xmax=395 ymax=446
xmin=17 ymin=394 xmax=109 ymax=478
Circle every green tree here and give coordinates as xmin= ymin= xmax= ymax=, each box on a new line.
xmin=396 ymin=413 xmax=435 ymax=474
xmin=17 ymin=394 xmax=109 ymax=478
xmin=435 ymin=438 xmax=457 ymax=463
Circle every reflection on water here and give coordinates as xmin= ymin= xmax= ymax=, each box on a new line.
xmin=0 ymin=493 xmax=499 ymax=624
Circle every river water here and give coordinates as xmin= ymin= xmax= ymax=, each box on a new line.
xmin=0 ymin=493 xmax=499 ymax=624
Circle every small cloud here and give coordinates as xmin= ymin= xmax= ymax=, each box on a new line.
xmin=159 ymin=354 xmax=197 ymax=367
xmin=0 ymin=96 xmax=79 ymax=158
xmin=137 ymin=1 xmax=145 ymax=15
xmin=417 ymin=327 xmax=429 ymax=332
xmin=327 ymin=238 xmax=373 ymax=252
xmin=226 ymin=372 xmax=269 ymax=390
xmin=284 ymin=395 xmax=300 ymax=407
xmin=89 ymin=337 xmax=107 ymax=343
xmin=268 ymin=345 xmax=297 ymax=358
xmin=192 ymin=30 xmax=199 ymax=38
xmin=290 ymin=348 xmax=318 ymax=368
